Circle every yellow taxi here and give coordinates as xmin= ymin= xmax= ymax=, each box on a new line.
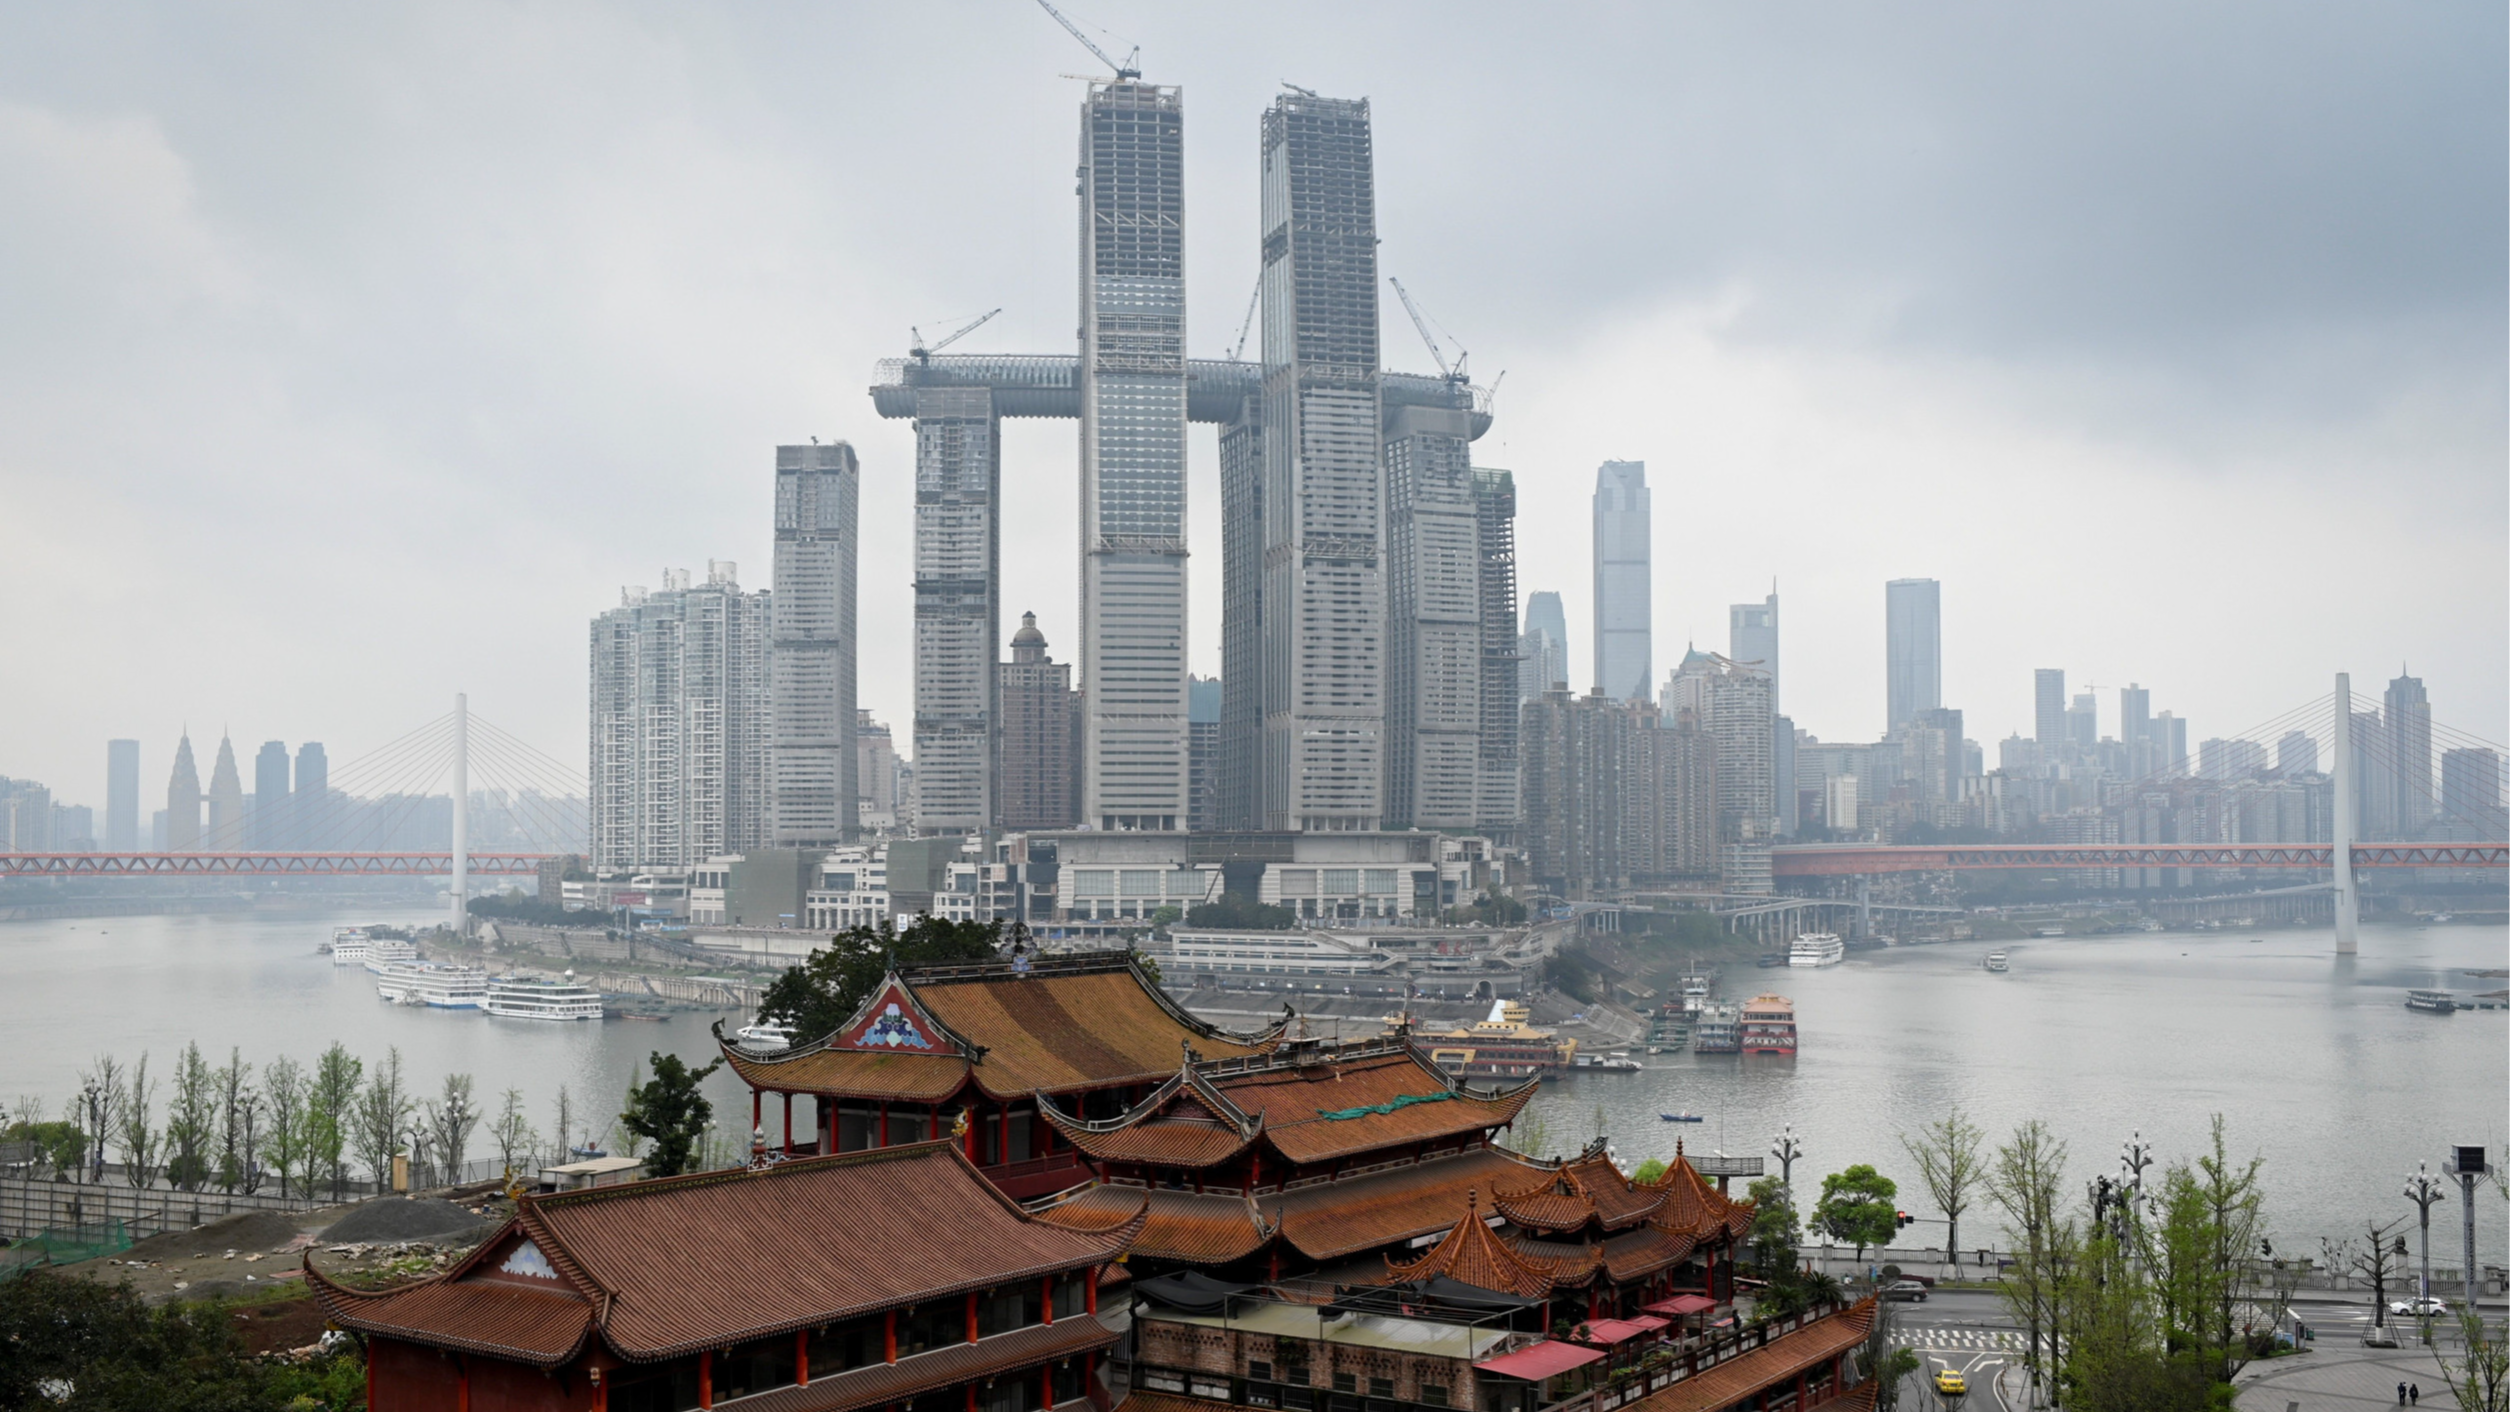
xmin=1933 ymin=1368 xmax=1967 ymax=1397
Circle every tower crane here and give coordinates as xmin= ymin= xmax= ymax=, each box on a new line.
xmin=1388 ymin=277 xmax=1469 ymax=384
xmin=1227 ymin=279 xmax=1261 ymax=362
xmin=1033 ymin=0 xmax=1140 ymax=80
xmin=909 ymin=308 xmax=1001 ymax=364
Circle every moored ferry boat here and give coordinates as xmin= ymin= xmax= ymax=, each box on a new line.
xmin=2405 ymin=989 xmax=2458 ymax=1015
xmin=1416 ymin=998 xmax=1577 ymax=1079
xmin=1739 ymin=994 xmax=1797 ymax=1055
xmin=329 ymin=927 xmax=370 ymax=965
xmin=1692 ymin=1002 xmax=1742 ymax=1053
xmin=483 ymin=973 xmax=603 ymax=1021
xmin=1984 ymin=951 xmax=2010 ymax=973
xmin=362 ymin=938 xmax=420 ymax=974
xmin=1787 ymin=932 xmax=1845 ymax=968
xmin=376 ymin=962 xmax=488 ymax=1009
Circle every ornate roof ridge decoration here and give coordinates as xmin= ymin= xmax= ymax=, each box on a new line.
xmin=1382 ymin=1189 xmax=1599 ymax=1298
xmin=1034 ymin=1051 xmax=1265 ymax=1139
xmin=1490 ymin=1143 xmax=1666 ymax=1234
xmin=905 ymin=948 xmax=1291 ymax=1051
xmin=1637 ymin=1140 xmax=1757 ymax=1241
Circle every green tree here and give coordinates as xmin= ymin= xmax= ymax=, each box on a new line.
xmin=755 ymin=918 xmax=1003 ymax=1041
xmin=620 ymin=1052 xmax=726 ymax=1178
xmin=1811 ymin=1163 xmax=1900 ymax=1263
xmin=163 ymin=1041 xmax=216 ymax=1192
xmin=2437 ymin=1309 xmax=2510 ymax=1412
xmin=2053 ymin=1224 xmax=2214 ymax=1412
xmin=1987 ymin=1120 xmax=2069 ymax=1401
xmin=352 ymin=1046 xmax=413 ymax=1194
xmin=2139 ymin=1115 xmax=2272 ymax=1385
xmin=1899 ymin=1107 xmax=1985 ymax=1274
xmin=1631 ymin=1158 xmax=1669 ymax=1185
xmin=307 ymin=1042 xmax=362 ymax=1200
xmin=0 ymin=1269 xmax=325 ymax=1410
xmin=1184 ymin=892 xmax=1301 ymax=930
xmin=212 ymin=1046 xmax=256 ymax=1194
xmin=260 ymin=1054 xmax=307 ymax=1201
xmin=2 ymin=1119 xmax=86 ymax=1178
xmin=1746 ymin=1174 xmax=1802 ymax=1278
xmin=117 ymin=1053 xmax=159 ymax=1189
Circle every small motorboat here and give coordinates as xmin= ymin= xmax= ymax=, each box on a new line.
xmin=1661 ymin=1112 xmax=1706 ymax=1123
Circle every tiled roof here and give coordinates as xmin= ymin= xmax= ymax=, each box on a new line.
xmin=1040 ymin=1067 xmax=1261 ymax=1170
xmin=720 ymin=1042 xmax=972 ymax=1101
xmin=1642 ymin=1149 xmax=1755 ymax=1242
xmin=1273 ymin=1147 xmax=1547 ymax=1262
xmin=1043 ymin=1184 xmax=1274 ymax=1267
xmin=1215 ymin=1048 xmax=1535 ymax=1167
xmin=1115 ymin=1394 xmax=1241 ymax=1412
xmin=1598 ymin=1226 xmax=1696 ymax=1283
xmin=1619 ymin=1300 xmax=1877 ymax=1412
xmin=729 ymin=1318 xmax=1118 ymax=1412
xmin=305 ymin=1263 xmax=594 ymax=1367
xmin=1383 ymin=1192 xmax=1595 ymax=1298
xmin=1492 ymin=1148 xmax=1664 ymax=1235
xmin=312 ymin=1143 xmax=1140 ymax=1366
xmin=914 ymin=956 xmax=1281 ymax=1099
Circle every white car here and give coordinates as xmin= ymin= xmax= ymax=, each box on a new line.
xmin=2389 ymin=1296 xmax=2450 ymax=1318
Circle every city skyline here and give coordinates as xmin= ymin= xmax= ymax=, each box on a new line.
xmin=2 ymin=5 xmax=2501 ymax=806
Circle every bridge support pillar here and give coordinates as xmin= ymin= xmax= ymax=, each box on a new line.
xmin=451 ymin=692 xmax=469 ymax=937
xmin=1855 ymin=875 xmax=1871 ymax=942
xmin=2331 ymin=672 xmax=2357 ymax=955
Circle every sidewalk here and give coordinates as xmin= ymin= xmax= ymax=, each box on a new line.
xmin=2234 ymin=1341 xmax=2464 ymax=1411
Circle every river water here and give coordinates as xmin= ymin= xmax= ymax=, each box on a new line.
xmin=1 ymin=909 xmax=2502 ymax=1258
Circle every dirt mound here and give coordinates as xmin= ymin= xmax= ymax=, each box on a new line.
xmin=320 ymin=1197 xmax=495 ymax=1246
xmin=123 ymin=1210 xmax=318 ymax=1263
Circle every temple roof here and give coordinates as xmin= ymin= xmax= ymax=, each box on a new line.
xmin=1383 ymin=1191 xmax=1598 ymax=1298
xmin=1491 ymin=1145 xmax=1665 ymax=1235
xmin=720 ymin=952 xmax=1285 ymax=1103
xmin=1640 ymin=1145 xmax=1757 ymax=1243
xmin=307 ymin=1141 xmax=1141 ymax=1367
xmin=1619 ymin=1299 xmax=1877 ymax=1412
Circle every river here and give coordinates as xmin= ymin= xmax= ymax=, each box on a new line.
xmin=1 ymin=908 xmax=2501 ymax=1258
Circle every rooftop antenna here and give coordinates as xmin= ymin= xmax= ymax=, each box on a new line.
xmin=909 ymin=308 xmax=1001 ymax=364
xmin=1389 ymin=277 xmax=1469 ymax=385
xmin=1034 ymin=0 xmax=1140 ymax=80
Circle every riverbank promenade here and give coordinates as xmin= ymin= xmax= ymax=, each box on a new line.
xmin=2233 ymin=1342 xmax=2464 ymax=1411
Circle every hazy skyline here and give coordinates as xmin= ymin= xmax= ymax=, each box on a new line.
xmin=3 ymin=2 xmax=2502 ymax=808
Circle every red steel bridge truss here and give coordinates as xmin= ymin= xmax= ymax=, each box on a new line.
xmin=1771 ymin=843 xmax=2507 ymax=877
xmin=0 ymin=852 xmax=553 ymax=878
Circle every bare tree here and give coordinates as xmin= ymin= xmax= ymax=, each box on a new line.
xmin=74 ymin=1056 xmax=123 ymax=1184
xmin=2332 ymin=1219 xmax=2409 ymax=1332
xmin=425 ymin=1073 xmax=481 ymax=1181
xmin=1987 ymin=1119 xmax=2068 ymax=1405
xmin=213 ymin=1047 xmax=255 ymax=1194
xmin=351 ymin=1047 xmax=413 ymax=1194
xmin=490 ymin=1088 xmax=536 ymax=1180
xmin=1901 ymin=1107 xmax=1987 ymax=1275
xmin=117 ymin=1054 xmax=159 ymax=1189
xmin=550 ymin=1084 xmax=575 ymax=1161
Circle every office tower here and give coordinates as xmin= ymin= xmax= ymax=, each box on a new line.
xmin=1217 ymin=385 xmax=1265 ymax=832
xmin=1258 ymin=90 xmax=1380 ymax=832
xmin=2439 ymin=748 xmax=2505 ymax=838
xmin=1519 ymin=591 xmax=1569 ymax=701
xmin=1383 ymin=384 xmax=1478 ymax=831
xmin=205 ymin=735 xmax=245 ymax=848
xmin=2384 ymin=671 xmax=2432 ymax=838
xmin=856 ymin=711 xmax=900 ymax=833
xmin=1081 ymin=78 xmax=1191 ymax=832
xmin=1823 ymin=775 xmax=1861 ymax=836
xmin=2066 ymin=692 xmax=2098 ymax=753
xmin=1592 ymin=462 xmax=1651 ymax=701
xmin=1884 ymin=578 xmax=1941 ymax=730
xmin=293 ymin=742 xmax=328 ymax=849
xmin=2199 ymin=738 xmax=2266 ymax=781
xmin=1663 ymin=649 xmax=1776 ymax=844
xmin=1729 ymin=591 xmax=1780 ymax=714
xmin=2156 ymin=711 xmax=2189 ymax=774
xmin=1187 ymin=675 xmax=1222 ymax=833
xmin=998 ymin=613 xmax=1079 ymax=831
xmin=2348 ymin=708 xmax=2392 ymax=838
xmin=2033 ymin=670 xmax=2066 ymax=747
xmin=1773 ymin=714 xmax=1798 ymax=836
xmin=1890 ymin=707 xmax=1964 ymax=810
xmin=53 ymin=803 xmax=92 ymax=849
xmin=2277 ymin=730 xmax=2319 ymax=777
xmin=2119 ymin=684 xmax=2150 ymax=751
xmin=166 ymin=733 xmax=201 ymax=851
xmin=249 ymin=741 xmax=290 ymax=849
xmin=772 ymin=443 xmax=860 ymax=846
xmin=907 ymin=386 xmax=1000 ymax=835
xmin=589 ymin=564 xmax=773 ymax=869
xmin=1473 ymin=470 xmax=1521 ymax=841
xmin=3 ymin=783 xmax=51 ymax=851
xmin=106 ymin=739 xmax=139 ymax=850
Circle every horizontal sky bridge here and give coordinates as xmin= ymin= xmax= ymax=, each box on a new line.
xmin=1769 ymin=843 xmax=2509 ymax=877
xmin=869 ymin=354 xmax=1493 ymax=436
xmin=0 ymin=852 xmax=551 ymax=878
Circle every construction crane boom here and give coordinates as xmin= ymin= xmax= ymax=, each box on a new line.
xmin=910 ymin=308 xmax=1001 ymax=363
xmin=1388 ymin=277 xmax=1466 ymax=382
xmin=1228 ymin=279 xmax=1261 ymax=362
xmin=1033 ymin=0 xmax=1140 ymax=80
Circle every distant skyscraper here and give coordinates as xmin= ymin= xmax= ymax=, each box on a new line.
xmin=2439 ymin=747 xmax=2505 ymax=839
xmin=1217 ymin=382 xmax=1265 ymax=833
xmin=1520 ymin=591 xmax=1569 ymax=700
xmin=1187 ymin=675 xmax=1222 ymax=834
xmin=1258 ymin=90 xmax=1382 ymax=832
xmin=106 ymin=739 xmax=139 ymax=850
xmin=1663 ymin=649 xmax=1776 ymax=845
xmin=1383 ymin=390 xmax=1481 ymax=831
xmin=2348 ymin=708 xmax=2392 ymax=838
xmin=1473 ymin=469 xmax=1521 ymax=841
xmin=1082 ymin=78 xmax=1191 ymax=833
xmin=906 ymin=383 xmax=1001 ymax=837
xmin=2118 ymin=684 xmax=2151 ymax=751
xmin=2277 ymin=730 xmax=2319 ymax=777
xmin=293 ymin=742 xmax=328 ymax=850
xmin=2199 ymin=738 xmax=2267 ymax=781
xmin=772 ymin=443 xmax=860 ymax=847
xmin=2156 ymin=711 xmax=2189 ymax=774
xmin=1592 ymin=461 xmax=1651 ymax=702
xmin=856 ymin=711 xmax=901 ymax=833
xmin=1884 ymin=578 xmax=1941 ymax=730
xmin=205 ymin=734 xmax=245 ymax=849
xmin=2033 ymin=670 xmax=2065 ymax=747
xmin=2384 ymin=671 xmax=2432 ymax=839
xmin=998 ymin=613 xmax=1078 ymax=832
xmin=2067 ymin=693 xmax=2098 ymax=753
xmin=249 ymin=741 xmax=290 ymax=850
xmin=1728 ymin=591 xmax=1780 ymax=715
xmin=591 ymin=564 xmax=773 ymax=869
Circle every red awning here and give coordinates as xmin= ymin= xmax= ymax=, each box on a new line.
xmin=1626 ymin=1315 xmax=1670 ymax=1331
xmin=1475 ymin=1341 xmax=1608 ymax=1381
xmin=1572 ymin=1318 xmax=1655 ymax=1347
xmin=1643 ymin=1294 xmax=1718 ymax=1316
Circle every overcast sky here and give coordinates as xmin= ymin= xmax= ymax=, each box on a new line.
xmin=3 ymin=2 xmax=2503 ymax=813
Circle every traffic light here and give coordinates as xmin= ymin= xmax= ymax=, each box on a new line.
xmin=1896 ymin=1210 xmax=1915 ymax=1230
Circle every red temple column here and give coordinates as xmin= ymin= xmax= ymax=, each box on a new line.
xmin=796 ymin=1330 xmax=810 ymax=1386
xmin=1085 ymin=1269 xmax=1098 ymax=1316
xmin=752 ymin=1091 xmax=762 ymax=1137
xmin=879 ymin=1105 xmax=890 ymax=1147
xmin=699 ymin=1351 xmax=714 ymax=1410
xmin=457 ymin=1355 xmax=471 ymax=1412
xmin=966 ymin=1291 xmax=980 ymax=1343
xmin=885 ymin=1310 xmax=898 ymax=1364
xmin=783 ymin=1094 xmax=794 ymax=1156
xmin=1042 ymin=1275 xmax=1055 ymax=1325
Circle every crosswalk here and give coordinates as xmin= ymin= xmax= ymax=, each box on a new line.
xmin=1894 ymin=1327 xmax=2024 ymax=1351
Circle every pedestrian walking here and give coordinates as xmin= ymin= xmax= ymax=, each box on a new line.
xmin=2398 ymin=1382 xmax=2408 ymax=1404
xmin=2409 ymin=1385 xmax=2419 ymax=1405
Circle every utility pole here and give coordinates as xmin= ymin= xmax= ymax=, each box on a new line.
xmin=2331 ymin=672 xmax=2358 ymax=955
xmin=2403 ymin=1162 xmax=2446 ymax=1305
xmin=451 ymin=692 xmax=469 ymax=936
xmin=2446 ymin=1145 xmax=2489 ymax=1309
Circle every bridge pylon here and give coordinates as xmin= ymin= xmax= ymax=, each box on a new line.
xmin=2331 ymin=672 xmax=2358 ymax=955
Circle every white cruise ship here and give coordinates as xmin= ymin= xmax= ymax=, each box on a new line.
xmin=376 ymin=962 xmax=489 ymax=1009
xmin=483 ymin=974 xmax=604 ymax=1021
xmin=329 ymin=928 xmax=370 ymax=966
xmin=362 ymin=938 xmax=421 ymax=975
xmin=1788 ymin=932 xmax=1846 ymax=968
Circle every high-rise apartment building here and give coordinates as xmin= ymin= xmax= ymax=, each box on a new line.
xmin=2198 ymin=738 xmax=2267 ymax=781
xmin=106 ymin=739 xmax=139 ymax=850
xmin=590 ymin=564 xmax=773 ymax=869
xmin=1217 ymin=387 xmax=1265 ymax=832
xmin=1473 ymin=470 xmax=1520 ymax=841
xmin=1257 ymin=90 xmax=1381 ymax=832
xmin=2276 ymin=730 xmax=2319 ymax=777
xmin=3 ymin=782 xmax=53 ymax=851
xmin=772 ymin=443 xmax=859 ymax=847
xmin=249 ymin=741 xmax=290 ymax=850
xmin=1519 ymin=689 xmax=1715 ymax=896
xmin=1592 ymin=462 xmax=1651 ymax=702
xmin=906 ymin=388 xmax=1000 ymax=835
xmin=205 ymin=734 xmax=245 ymax=849
xmin=1884 ymin=578 xmax=1941 ymax=730
xmin=2033 ymin=670 xmax=2065 ymax=747
xmin=2439 ymin=747 xmax=2505 ymax=839
xmin=2157 ymin=711 xmax=2189 ymax=774
xmin=856 ymin=711 xmax=900 ymax=834
xmin=1663 ymin=649 xmax=1776 ymax=845
xmin=1520 ymin=591 xmax=1568 ymax=700
xmin=998 ymin=613 xmax=1078 ymax=831
xmin=1728 ymin=592 xmax=1779 ymax=715
xmin=1080 ymin=79 xmax=1191 ymax=832
xmin=1187 ymin=675 xmax=1222 ymax=834
xmin=2118 ymin=684 xmax=2150 ymax=751
xmin=294 ymin=742 xmax=329 ymax=849
xmin=2384 ymin=671 xmax=2431 ymax=839
xmin=1383 ymin=390 xmax=1477 ymax=831
xmin=2067 ymin=693 xmax=2098 ymax=753
xmin=2348 ymin=708 xmax=2392 ymax=838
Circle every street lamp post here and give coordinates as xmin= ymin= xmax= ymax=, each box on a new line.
xmin=2445 ymin=1145 xmax=2490 ymax=1310
xmin=1772 ymin=1124 xmax=1801 ymax=1189
xmin=2403 ymin=1163 xmax=2446 ymax=1305
xmin=2119 ymin=1130 xmax=2155 ymax=1219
